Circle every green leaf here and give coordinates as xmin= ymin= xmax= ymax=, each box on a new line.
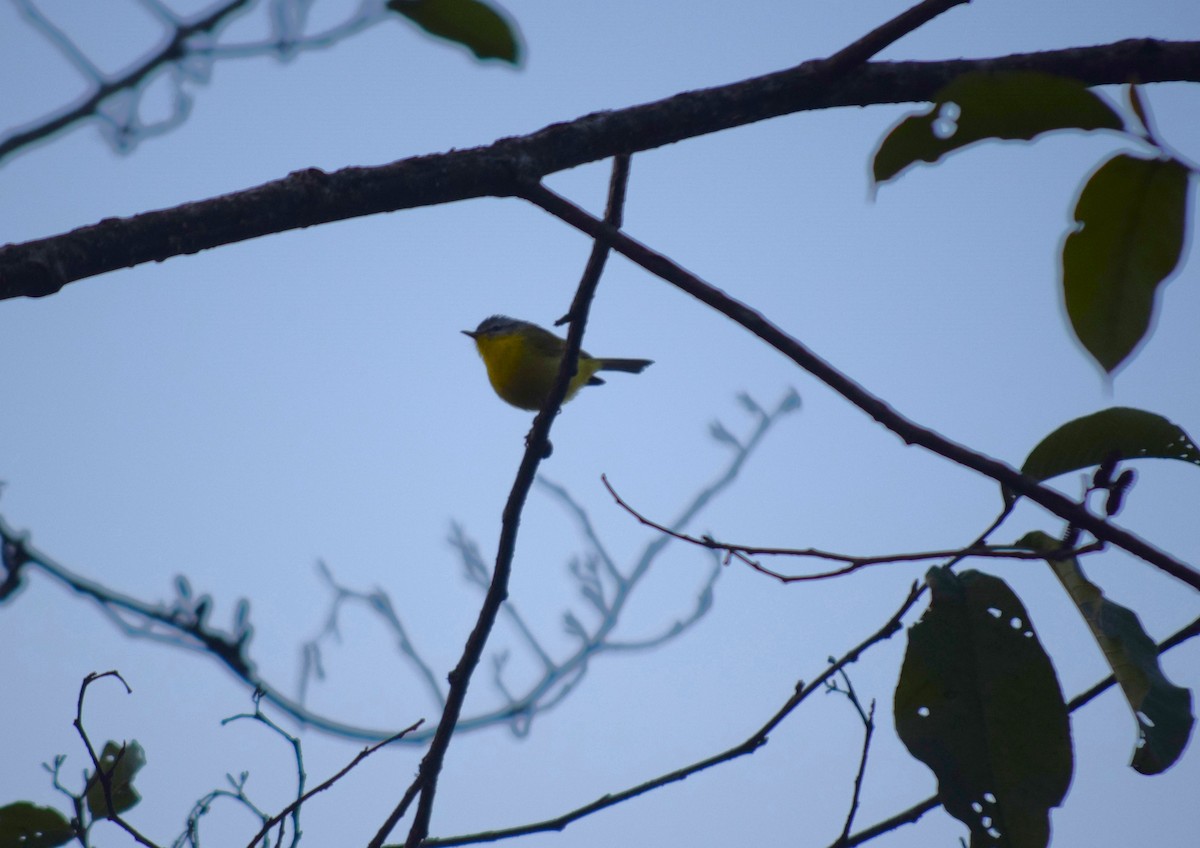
xmin=1062 ymin=154 xmax=1190 ymax=373
xmin=387 ymin=0 xmax=521 ymax=64
xmin=895 ymin=568 xmax=1071 ymax=848
xmin=84 ymin=741 xmax=145 ymax=820
xmin=0 ymin=803 xmax=74 ymax=848
xmin=1017 ymin=532 xmax=1194 ymax=775
xmin=1021 ymin=407 xmax=1200 ymax=486
xmin=873 ymin=71 xmax=1123 ymax=184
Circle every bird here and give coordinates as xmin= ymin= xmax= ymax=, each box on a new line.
xmin=463 ymin=315 xmax=652 ymax=411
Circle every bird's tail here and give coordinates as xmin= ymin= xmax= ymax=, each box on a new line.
xmin=597 ymin=358 xmax=654 ymax=374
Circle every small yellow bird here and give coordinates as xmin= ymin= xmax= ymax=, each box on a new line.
xmin=463 ymin=315 xmax=653 ymax=410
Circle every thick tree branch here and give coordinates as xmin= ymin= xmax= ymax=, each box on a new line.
xmin=2 ymin=39 xmax=1198 ymax=300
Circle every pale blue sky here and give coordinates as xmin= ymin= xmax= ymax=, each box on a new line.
xmin=1 ymin=1 xmax=1198 ymax=846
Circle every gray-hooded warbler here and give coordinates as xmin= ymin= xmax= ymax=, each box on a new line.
xmin=463 ymin=316 xmax=652 ymax=410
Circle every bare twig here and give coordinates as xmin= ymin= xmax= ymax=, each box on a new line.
xmin=448 ymin=523 xmax=555 ymax=671
xmin=5 ymin=0 xmax=253 ymax=165
xmin=2 ymin=1 xmax=391 ymax=166
xmin=73 ymin=671 xmax=160 ymax=848
xmin=176 ymin=772 xmax=271 ymax=848
xmin=818 ymin=0 xmax=969 ymax=76
xmin=835 ymin=699 xmax=877 ymax=846
xmin=222 ymin=693 xmax=307 ymax=848
xmin=535 ymin=478 xmax=622 ymax=586
xmin=603 ymin=475 xmax=1105 ymax=582
xmin=301 ymin=562 xmax=446 ymax=710
xmin=245 ymin=721 xmax=423 ymax=848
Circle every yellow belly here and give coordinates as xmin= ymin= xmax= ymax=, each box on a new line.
xmin=477 ymin=334 xmax=600 ymax=410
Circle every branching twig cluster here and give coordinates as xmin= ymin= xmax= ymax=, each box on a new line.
xmin=55 ymin=673 xmax=421 ymax=848
xmin=2 ymin=0 xmax=393 ymax=166
xmin=0 ymin=383 xmax=788 ymax=749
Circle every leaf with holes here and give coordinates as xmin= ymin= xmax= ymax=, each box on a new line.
xmin=895 ymin=568 xmax=1072 ymax=848
xmin=0 ymin=803 xmax=74 ymax=848
xmin=1062 ymin=154 xmax=1189 ymax=374
xmin=1009 ymin=407 xmax=1200 ymax=503
xmin=873 ymin=71 xmax=1123 ymax=184
xmin=387 ymin=0 xmax=521 ymax=63
xmin=84 ymin=741 xmax=145 ymax=820
xmin=1018 ymin=532 xmax=1194 ymax=775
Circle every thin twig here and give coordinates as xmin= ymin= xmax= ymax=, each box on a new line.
xmin=835 ymin=700 xmax=877 ymax=846
xmin=303 ymin=565 xmax=447 ymax=710
xmin=536 ymin=477 xmax=624 ymax=586
xmin=73 ymin=671 xmax=160 ymax=848
xmin=3 ymin=1 xmax=255 ymax=164
xmin=245 ymin=722 xmax=423 ymax=848
xmin=1 ymin=1 xmax=392 ymax=166
xmin=603 ymin=476 xmax=1104 ymax=581
xmin=222 ymin=693 xmax=307 ymax=848
xmin=819 ymin=0 xmax=969 ymax=76
xmin=450 ymin=524 xmax=557 ymax=671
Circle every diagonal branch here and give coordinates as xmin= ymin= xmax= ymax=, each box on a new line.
xmin=518 ymin=183 xmax=1200 ymax=593
xmin=3 ymin=39 xmax=1199 ymax=300
xmin=245 ymin=721 xmax=423 ymax=848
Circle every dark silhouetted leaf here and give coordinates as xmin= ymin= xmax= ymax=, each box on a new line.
xmin=895 ymin=568 xmax=1071 ymax=848
xmin=84 ymin=741 xmax=145 ymax=820
xmin=1018 ymin=532 xmax=1194 ymax=775
xmin=1020 ymin=407 xmax=1200 ymax=491
xmin=1062 ymin=154 xmax=1189 ymax=373
xmin=387 ymin=0 xmax=521 ymax=64
xmin=873 ymin=72 xmax=1122 ymax=184
xmin=0 ymin=803 xmax=74 ymax=848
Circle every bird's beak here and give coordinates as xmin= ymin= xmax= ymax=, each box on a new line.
xmin=461 ymin=330 xmax=477 ymax=338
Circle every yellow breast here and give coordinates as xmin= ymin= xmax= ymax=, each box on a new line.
xmin=474 ymin=333 xmax=601 ymax=410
